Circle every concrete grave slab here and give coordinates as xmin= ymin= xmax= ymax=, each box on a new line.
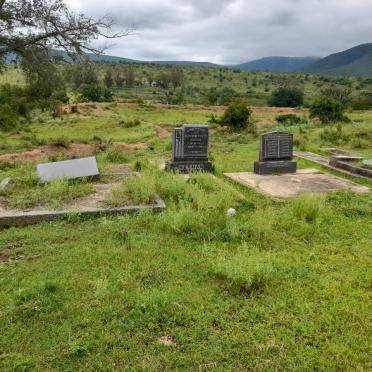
xmin=0 ymin=182 xmax=165 ymax=228
xmin=224 ymin=169 xmax=370 ymax=199
xmin=37 ymin=156 xmax=99 ymax=182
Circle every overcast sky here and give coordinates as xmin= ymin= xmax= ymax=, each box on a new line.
xmin=66 ymin=0 xmax=372 ymax=64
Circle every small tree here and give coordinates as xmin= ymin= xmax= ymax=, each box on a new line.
xmin=310 ymin=97 xmax=348 ymax=124
xmin=170 ymin=67 xmax=184 ymax=88
xmin=268 ymin=86 xmax=304 ymax=107
xmin=321 ymin=87 xmax=352 ymax=108
xmin=124 ymin=66 xmax=135 ymax=87
xmin=104 ymin=68 xmax=114 ymax=88
xmin=221 ymin=100 xmax=252 ymax=130
xmin=115 ymin=70 xmax=125 ymax=88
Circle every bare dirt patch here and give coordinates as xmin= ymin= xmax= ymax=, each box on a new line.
xmin=0 ymin=142 xmax=148 ymax=163
xmin=156 ymin=125 xmax=171 ymax=138
xmin=252 ymin=107 xmax=304 ymax=115
xmin=63 ymin=102 xmax=305 ymax=115
xmin=0 ymin=144 xmax=97 ymax=162
xmin=113 ymin=142 xmax=148 ymax=150
xmin=157 ymin=336 xmax=177 ymax=346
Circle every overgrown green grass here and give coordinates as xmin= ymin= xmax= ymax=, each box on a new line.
xmin=0 ymin=104 xmax=371 ymax=370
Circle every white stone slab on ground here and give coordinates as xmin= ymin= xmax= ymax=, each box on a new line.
xmin=224 ymin=169 xmax=370 ymax=199
xmin=37 ymin=156 xmax=99 ymax=182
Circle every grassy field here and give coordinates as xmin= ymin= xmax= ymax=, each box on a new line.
xmin=0 ymin=103 xmax=372 ymax=370
xmin=2 ymin=63 xmax=372 ymax=106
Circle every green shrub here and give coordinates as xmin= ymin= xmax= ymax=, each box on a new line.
xmin=268 ymin=87 xmax=304 ymax=107
xmin=102 ymin=147 xmax=129 ymax=163
xmin=351 ymin=92 xmax=372 ymax=110
xmin=49 ymin=136 xmax=71 ymax=148
xmin=320 ymin=123 xmax=348 ymax=143
xmin=79 ymin=85 xmax=113 ymax=102
xmin=221 ymin=100 xmax=252 ymax=130
xmin=310 ymin=97 xmax=348 ymax=124
xmin=118 ymin=119 xmax=141 ymax=128
xmin=351 ymin=138 xmax=369 ymax=149
xmin=0 ymin=84 xmax=30 ymax=117
xmin=0 ymin=104 xmax=18 ymax=131
xmin=276 ymin=114 xmax=303 ymax=126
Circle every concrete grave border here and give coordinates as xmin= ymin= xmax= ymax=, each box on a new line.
xmin=0 ymin=195 xmax=166 ymax=228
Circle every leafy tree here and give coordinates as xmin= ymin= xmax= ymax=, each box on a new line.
xmin=310 ymin=97 xmax=348 ymax=124
xmin=170 ymin=67 xmax=184 ymax=88
xmin=21 ymin=51 xmax=67 ymax=104
xmin=268 ymin=86 xmax=304 ymax=107
xmin=221 ymin=100 xmax=252 ymax=130
xmin=156 ymin=71 xmax=171 ymax=89
xmin=104 ymin=68 xmax=114 ymax=88
xmin=0 ymin=0 xmax=128 ymax=68
xmin=124 ymin=66 xmax=135 ymax=87
xmin=321 ymin=86 xmax=352 ymax=108
xmin=115 ymin=70 xmax=125 ymax=88
xmin=67 ymin=62 xmax=99 ymax=89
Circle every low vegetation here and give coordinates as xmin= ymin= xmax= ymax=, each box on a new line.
xmin=0 ymin=36 xmax=372 ymax=369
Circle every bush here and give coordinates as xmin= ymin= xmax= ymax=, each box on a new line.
xmin=0 ymin=84 xmax=30 ymax=118
xmin=276 ymin=114 xmax=303 ymax=126
xmin=79 ymin=85 xmax=113 ymax=102
xmin=0 ymin=104 xmax=19 ymax=131
xmin=320 ymin=123 xmax=348 ymax=143
xmin=268 ymin=87 xmax=304 ymax=107
xmin=351 ymin=92 xmax=372 ymax=110
xmin=221 ymin=100 xmax=252 ymax=130
xmin=310 ymin=97 xmax=348 ymax=124
xmin=218 ymin=87 xmax=240 ymax=105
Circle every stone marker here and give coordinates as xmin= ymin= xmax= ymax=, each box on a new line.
xmin=0 ymin=177 xmax=11 ymax=190
xmin=254 ymin=131 xmax=297 ymax=175
xmin=37 ymin=156 xmax=99 ymax=182
xmin=165 ymin=124 xmax=212 ymax=173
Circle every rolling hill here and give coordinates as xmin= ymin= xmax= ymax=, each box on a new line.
xmin=301 ymin=43 xmax=372 ymax=76
xmin=5 ymin=43 xmax=372 ymax=76
xmin=234 ymin=56 xmax=320 ymax=72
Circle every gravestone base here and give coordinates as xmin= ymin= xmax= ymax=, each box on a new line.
xmin=254 ymin=160 xmax=297 ymax=175
xmin=224 ymin=169 xmax=369 ymax=199
xmin=165 ymin=160 xmax=213 ymax=173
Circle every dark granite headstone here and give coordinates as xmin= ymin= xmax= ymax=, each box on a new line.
xmin=166 ymin=125 xmax=212 ymax=173
xmin=254 ymin=132 xmax=296 ymax=175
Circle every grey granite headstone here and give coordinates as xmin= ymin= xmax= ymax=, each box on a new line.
xmin=166 ymin=125 xmax=212 ymax=173
xmin=254 ymin=132 xmax=296 ymax=175
xmin=37 ymin=156 xmax=99 ymax=182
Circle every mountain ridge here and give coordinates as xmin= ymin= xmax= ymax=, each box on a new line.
xmin=4 ymin=42 xmax=372 ymax=76
xmin=234 ymin=56 xmax=320 ymax=72
xmin=301 ymin=43 xmax=372 ymax=76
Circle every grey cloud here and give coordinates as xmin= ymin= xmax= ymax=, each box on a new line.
xmin=66 ymin=0 xmax=372 ymax=64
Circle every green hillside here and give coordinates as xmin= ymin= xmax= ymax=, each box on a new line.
xmin=302 ymin=43 xmax=372 ymax=76
xmin=235 ymin=57 xmax=320 ymax=72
